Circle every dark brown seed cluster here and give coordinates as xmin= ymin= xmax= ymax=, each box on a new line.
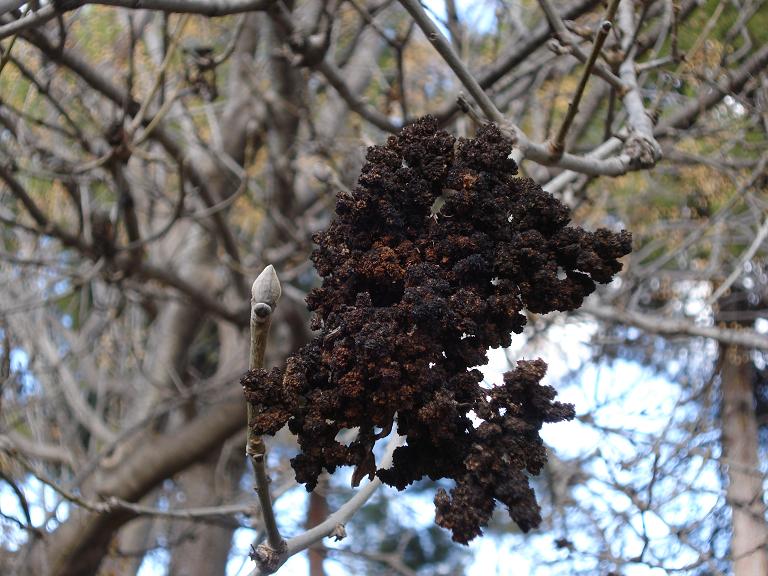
xmin=242 ymin=116 xmax=631 ymax=543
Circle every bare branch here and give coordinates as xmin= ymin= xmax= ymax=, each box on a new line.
xmin=398 ymin=0 xmax=504 ymax=125
xmin=397 ymin=0 xmax=667 ymax=176
xmin=616 ymin=0 xmax=662 ymax=168
xmin=317 ymin=60 xmax=401 ymax=133
xmin=547 ymin=41 xmax=768 ymax=191
xmin=0 ymin=433 xmax=75 ymax=466
xmin=251 ymin=433 xmax=404 ymax=576
xmin=87 ymin=0 xmax=272 ymax=15
xmin=432 ymin=0 xmax=604 ymax=123
xmin=550 ymin=16 xmax=615 ymax=157
xmin=537 ymin=0 xmax=625 ymax=93
xmin=0 ymin=163 xmax=89 ymax=252
xmin=0 ymin=1 xmax=25 ymax=17
xmin=0 ymin=0 xmax=271 ymax=40
xmin=707 ymin=215 xmax=768 ymax=305
xmin=582 ymin=303 xmax=768 ymax=350
xmin=247 ymin=265 xmax=286 ymax=567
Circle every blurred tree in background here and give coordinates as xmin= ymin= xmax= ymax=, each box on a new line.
xmin=0 ymin=1 xmax=766 ymax=575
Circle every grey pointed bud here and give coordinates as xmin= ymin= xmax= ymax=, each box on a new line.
xmin=252 ymin=265 xmax=281 ymax=309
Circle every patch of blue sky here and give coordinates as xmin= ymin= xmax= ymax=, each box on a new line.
xmin=138 ymin=547 xmax=171 ymax=576
xmin=0 ymin=477 xmax=67 ymax=549
xmin=0 ymin=485 xmax=30 ymax=550
xmin=8 ymin=348 xmax=40 ymax=396
xmin=423 ymin=0 xmax=498 ymax=35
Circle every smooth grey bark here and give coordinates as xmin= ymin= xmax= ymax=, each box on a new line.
xmin=28 ymin=392 xmax=245 ymax=575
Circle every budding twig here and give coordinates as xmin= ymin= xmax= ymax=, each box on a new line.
xmin=247 ymin=265 xmax=286 ymax=560
xmin=550 ymin=0 xmax=621 ymax=158
xmin=537 ymin=0 xmax=625 ymax=93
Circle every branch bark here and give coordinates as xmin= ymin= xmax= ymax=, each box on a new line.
xmin=582 ymin=303 xmax=768 ymax=350
xmin=0 ymin=0 xmax=271 ymax=40
xmin=616 ymin=0 xmax=662 ymax=167
xmin=250 ymin=434 xmax=403 ymax=576
xmin=246 ymin=265 xmax=286 ymax=567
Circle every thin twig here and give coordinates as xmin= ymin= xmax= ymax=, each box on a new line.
xmin=251 ymin=433 xmax=405 ymax=576
xmin=398 ymin=0 xmax=662 ymax=175
xmin=397 ymin=0 xmax=505 ymax=125
xmin=126 ymin=14 xmax=189 ymax=137
xmin=117 ymin=158 xmax=187 ymax=251
xmin=1 ymin=443 xmax=285 ymax=524
xmin=247 ymin=265 xmax=287 ymax=564
xmin=550 ymin=16 xmax=615 ymax=157
xmin=707 ymin=215 xmax=768 ymax=305
xmin=212 ymin=13 xmax=248 ymax=66
xmin=133 ymin=86 xmax=185 ymax=145
xmin=581 ymin=303 xmax=768 ymax=350
xmin=0 ymin=0 xmax=272 ymax=40
xmin=0 ymin=27 xmax=18 ymax=75
xmin=537 ymin=0 xmax=625 ymax=93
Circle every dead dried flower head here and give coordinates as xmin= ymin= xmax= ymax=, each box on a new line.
xmin=242 ymin=116 xmax=631 ymax=543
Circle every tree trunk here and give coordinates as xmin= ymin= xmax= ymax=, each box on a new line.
xmin=167 ymin=456 xmax=240 ymax=576
xmin=97 ymin=515 xmax=154 ymax=576
xmin=719 ymin=342 xmax=768 ymax=576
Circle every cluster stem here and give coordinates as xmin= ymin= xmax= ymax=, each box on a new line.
xmin=247 ymin=265 xmax=286 ymax=565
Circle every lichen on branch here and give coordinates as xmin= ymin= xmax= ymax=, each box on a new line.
xmin=242 ymin=116 xmax=631 ymax=543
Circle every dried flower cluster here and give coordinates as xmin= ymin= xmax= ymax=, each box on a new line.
xmin=242 ymin=116 xmax=631 ymax=543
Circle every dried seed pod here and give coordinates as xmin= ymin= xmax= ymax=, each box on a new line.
xmin=242 ymin=116 xmax=632 ymax=543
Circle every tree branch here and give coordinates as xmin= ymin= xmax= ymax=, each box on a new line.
xmin=398 ymin=0 xmax=505 ymax=125
xmin=546 ymin=40 xmax=768 ymax=192
xmin=88 ymin=0 xmax=272 ymax=15
xmin=316 ymin=59 xmax=401 ymax=133
xmin=432 ymin=0 xmax=603 ymax=123
xmin=550 ymin=15 xmax=615 ymax=157
xmin=0 ymin=0 xmax=272 ymax=40
xmin=20 ymin=27 xmax=249 ymax=298
xmin=246 ymin=265 xmax=286 ymax=562
xmin=707 ymin=214 xmax=768 ymax=305
xmin=251 ymin=433 xmax=404 ymax=575
xmin=537 ymin=0 xmax=625 ymax=93
xmin=0 ymin=1 xmax=25 ymax=17
xmin=616 ymin=0 xmax=662 ymax=168
xmin=398 ymin=0 xmax=664 ymax=176
xmin=581 ymin=303 xmax=768 ymax=350
xmin=125 ymin=259 xmax=245 ymax=326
